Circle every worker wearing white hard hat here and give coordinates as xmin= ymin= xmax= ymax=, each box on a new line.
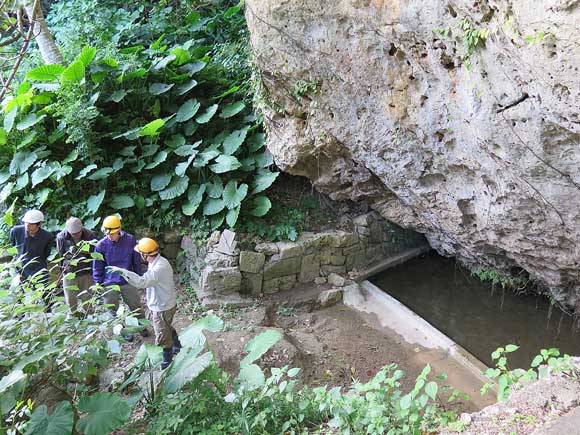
xmin=9 ymin=209 xmax=55 ymax=290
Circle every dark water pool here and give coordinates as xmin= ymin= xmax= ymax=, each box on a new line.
xmin=370 ymin=252 xmax=578 ymax=368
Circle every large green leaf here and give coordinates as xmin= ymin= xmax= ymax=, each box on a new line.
xmin=9 ymin=151 xmax=37 ymax=174
xmin=176 ymin=99 xmax=200 ymax=123
xmin=53 ymin=164 xmax=72 ymax=181
xmin=4 ymin=107 xmax=17 ymax=132
xmin=110 ymin=195 xmax=135 ymax=209
xmin=203 ymin=198 xmax=225 ymax=216
xmin=77 ymin=46 xmax=96 ymax=66
xmin=179 ymin=316 xmax=223 ymax=348
xmin=87 ymin=167 xmax=113 ymax=181
xmin=250 ymin=196 xmax=272 ymax=217
xmin=209 ymin=155 xmax=241 ymax=173
xmin=141 ymin=144 xmax=159 ymax=157
xmin=25 ymin=401 xmax=73 ymax=435
xmin=76 ymin=393 xmax=130 ymax=435
xmin=149 ymin=83 xmax=174 ymax=95
xmin=109 ymin=90 xmax=127 ymax=103
xmin=237 ymin=364 xmax=265 ymax=391
xmin=31 ymin=164 xmax=55 ymax=187
xmin=36 ymin=188 xmax=51 ymax=206
xmin=14 ymin=173 xmax=29 ymax=191
xmin=192 ymin=149 xmax=220 ymax=168
xmin=0 ymin=182 xmax=14 ymax=203
xmin=240 ymin=330 xmax=282 ymax=368
xmin=0 ymin=369 xmax=25 ymax=394
xmin=219 ymin=102 xmax=245 ymax=118
xmin=181 ymin=61 xmax=206 ymax=76
xmin=182 ymin=184 xmax=206 ymax=216
xmin=196 ymin=104 xmax=218 ymax=124
xmin=247 ymin=133 xmax=266 ymax=153
xmin=162 ymin=351 xmax=213 ymax=394
xmin=174 ymin=141 xmax=201 ymax=156
xmin=222 ymin=127 xmax=249 ymax=155
xmin=176 ymin=79 xmax=198 ymax=95
xmin=140 ymin=119 xmax=165 ymax=136
xmin=222 ymin=181 xmax=248 ymax=209
xmin=175 ymin=155 xmax=196 ymax=177
xmin=26 ymin=64 xmax=65 ymax=82
xmin=62 ymin=149 xmax=79 ymax=164
xmin=159 ymin=176 xmax=189 ymax=200
xmin=76 ymin=164 xmax=97 ymax=180
xmin=16 ymin=113 xmax=46 ymax=131
xmin=226 ymin=206 xmax=240 ymax=228
xmin=151 ymin=174 xmax=172 ymax=191
xmin=252 ymin=171 xmax=279 ymax=194
xmin=165 ymin=134 xmax=186 ymax=148
xmin=206 ymin=178 xmax=223 ymax=198
xmin=145 ymin=151 xmax=168 ymax=169
xmin=62 ymin=60 xmax=85 ymax=83
xmin=87 ymin=190 xmax=105 ymax=214
xmin=134 ymin=343 xmax=163 ymax=367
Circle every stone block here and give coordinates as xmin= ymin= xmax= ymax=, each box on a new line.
xmin=201 ymin=266 xmax=242 ymax=295
xmin=343 ymin=243 xmax=364 ymax=254
xmin=329 ymin=252 xmax=346 ymax=266
xmin=279 ymin=274 xmax=297 ymax=291
xmin=328 ymin=231 xmax=359 ymax=248
xmin=215 ymin=229 xmax=237 ymax=255
xmin=346 ymin=250 xmax=366 ymax=270
xmin=320 ymin=265 xmax=346 ymax=276
xmin=299 ymin=253 xmax=320 ymax=283
xmin=263 ymin=257 xmax=301 ymax=280
xmin=241 ymin=272 xmax=263 ymax=295
xmin=365 ymin=245 xmax=385 ymax=263
xmin=327 ymin=273 xmax=346 ymax=287
xmin=239 ymin=251 xmax=266 ymax=273
xmin=318 ymin=289 xmax=343 ymax=308
xmin=296 ymin=232 xmax=331 ymax=250
xmin=356 ymin=225 xmax=371 ymax=236
xmin=314 ymin=277 xmax=327 ymax=285
xmin=205 ymin=251 xmax=238 ymax=268
xmin=255 ymin=242 xmax=279 ymax=255
xmin=263 ymin=277 xmax=280 ymax=294
xmin=207 ymin=231 xmax=221 ymax=247
xmin=276 ymin=241 xmax=305 ymax=259
xmin=369 ymin=220 xmax=385 ymax=244
xmin=353 ymin=213 xmax=375 ymax=226
xmin=181 ymin=235 xmax=198 ymax=258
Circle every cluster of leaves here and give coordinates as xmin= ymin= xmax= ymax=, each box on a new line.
xmin=0 ymin=0 xmax=277 ymax=233
xmin=0 ymin=253 xmax=144 ymax=435
xmin=481 ymin=345 xmax=578 ymax=402
xmin=434 ymin=18 xmax=489 ymax=71
xmin=471 ymin=266 xmax=529 ymax=291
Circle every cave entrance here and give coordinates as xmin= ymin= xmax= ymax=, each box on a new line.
xmin=366 ymin=251 xmax=577 ymax=369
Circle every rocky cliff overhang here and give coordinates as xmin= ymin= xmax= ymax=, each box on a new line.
xmin=245 ymin=0 xmax=580 ymax=302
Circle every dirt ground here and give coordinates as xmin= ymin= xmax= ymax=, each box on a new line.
xmin=104 ymin=280 xmax=483 ymax=423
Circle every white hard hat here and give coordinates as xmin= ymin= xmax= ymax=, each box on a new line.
xmin=22 ymin=209 xmax=45 ymax=224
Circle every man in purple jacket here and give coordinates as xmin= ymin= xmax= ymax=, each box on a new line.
xmin=93 ymin=215 xmax=148 ymax=338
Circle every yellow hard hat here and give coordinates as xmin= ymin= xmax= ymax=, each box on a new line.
xmin=101 ymin=215 xmax=121 ymax=234
xmin=135 ymin=238 xmax=159 ymax=256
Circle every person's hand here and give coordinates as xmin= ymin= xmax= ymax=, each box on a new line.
xmin=105 ymin=266 xmax=124 ymax=275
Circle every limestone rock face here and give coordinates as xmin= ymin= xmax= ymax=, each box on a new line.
xmin=245 ymin=0 xmax=580 ymax=299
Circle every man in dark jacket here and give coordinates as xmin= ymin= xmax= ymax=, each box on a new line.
xmin=9 ymin=209 xmax=54 ymax=281
xmin=56 ymin=217 xmax=97 ymax=317
xmin=92 ymin=215 xmax=148 ymax=338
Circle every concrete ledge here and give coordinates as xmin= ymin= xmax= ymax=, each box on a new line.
xmin=355 ymin=245 xmax=431 ymax=281
xmin=530 ymin=406 xmax=580 ymax=435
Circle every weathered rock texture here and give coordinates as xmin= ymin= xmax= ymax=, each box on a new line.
xmin=245 ymin=0 xmax=580 ymax=301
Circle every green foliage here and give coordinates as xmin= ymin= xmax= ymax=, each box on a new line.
xmin=481 ymin=345 xmax=577 ymax=401
xmin=0 ymin=257 xmax=134 ymax=435
xmin=471 ymin=267 xmax=528 ymax=290
xmin=434 ymin=18 xmax=488 ymax=71
xmin=0 ymin=0 xmax=276 ymax=233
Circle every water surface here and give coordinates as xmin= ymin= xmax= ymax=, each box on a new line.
xmin=370 ymin=252 xmax=577 ymax=368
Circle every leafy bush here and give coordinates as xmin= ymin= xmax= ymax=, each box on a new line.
xmin=0 ymin=254 xmax=139 ymax=434
xmin=0 ymin=1 xmax=276 ymax=233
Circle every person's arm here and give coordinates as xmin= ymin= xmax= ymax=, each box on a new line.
xmin=110 ymin=265 xmax=159 ymax=289
xmin=131 ymin=239 xmax=142 ymax=275
xmin=92 ymin=244 xmax=106 ymax=284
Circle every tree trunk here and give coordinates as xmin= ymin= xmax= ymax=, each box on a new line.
xmin=23 ymin=0 xmax=63 ymax=65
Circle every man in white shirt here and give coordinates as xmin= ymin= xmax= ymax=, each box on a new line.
xmin=107 ymin=238 xmax=181 ymax=369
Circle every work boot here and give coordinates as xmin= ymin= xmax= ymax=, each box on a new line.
xmin=161 ymin=348 xmax=173 ymax=370
xmin=171 ymin=330 xmax=182 ymax=356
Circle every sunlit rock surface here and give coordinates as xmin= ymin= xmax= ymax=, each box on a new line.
xmin=245 ymin=0 xmax=580 ymax=300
